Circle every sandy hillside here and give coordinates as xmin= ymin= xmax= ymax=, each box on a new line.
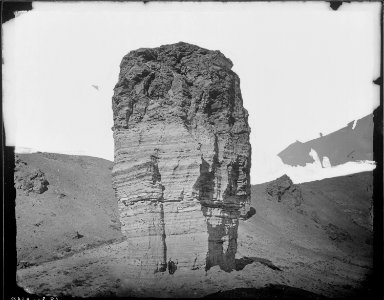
xmin=236 ymin=172 xmax=373 ymax=298
xmin=15 ymin=153 xmax=373 ymax=298
xmin=15 ymin=152 xmax=123 ymax=268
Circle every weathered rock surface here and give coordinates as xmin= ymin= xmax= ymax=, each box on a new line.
xmin=265 ymin=174 xmax=303 ymax=207
xmin=14 ymin=155 xmax=49 ymax=195
xmin=111 ymin=42 xmax=252 ymax=274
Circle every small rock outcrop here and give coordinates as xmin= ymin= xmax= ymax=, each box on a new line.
xmin=111 ymin=42 xmax=252 ymax=274
xmin=265 ymin=174 xmax=303 ymax=207
xmin=14 ymin=156 xmax=49 ymax=195
xmin=323 ymin=223 xmax=352 ymax=242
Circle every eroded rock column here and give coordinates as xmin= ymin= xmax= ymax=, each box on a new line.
xmin=112 ymin=42 xmax=252 ymax=274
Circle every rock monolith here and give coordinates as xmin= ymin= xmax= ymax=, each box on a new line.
xmin=111 ymin=42 xmax=252 ymax=274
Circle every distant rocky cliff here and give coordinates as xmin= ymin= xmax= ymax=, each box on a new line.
xmin=111 ymin=42 xmax=252 ymax=274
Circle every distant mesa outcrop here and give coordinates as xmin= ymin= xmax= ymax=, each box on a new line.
xmin=265 ymin=174 xmax=303 ymax=207
xmin=14 ymin=155 xmax=49 ymax=195
xmin=278 ymin=112 xmax=374 ymax=167
xmin=111 ymin=42 xmax=253 ymax=274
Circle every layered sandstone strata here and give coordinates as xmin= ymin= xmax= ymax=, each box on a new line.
xmin=111 ymin=42 xmax=252 ymax=274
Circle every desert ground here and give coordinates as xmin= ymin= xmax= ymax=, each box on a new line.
xmin=15 ymin=152 xmax=373 ymax=298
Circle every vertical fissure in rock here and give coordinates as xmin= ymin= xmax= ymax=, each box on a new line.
xmin=224 ymin=158 xmax=240 ymax=199
xmin=159 ymin=202 xmax=167 ymax=272
xmin=193 ymin=157 xmax=215 ymax=202
xmin=213 ymin=134 xmax=221 ymax=200
xmin=151 ymin=153 xmax=168 ymax=273
xmin=143 ymin=72 xmax=156 ymax=97
xmin=150 ymin=154 xmax=161 ymax=184
xmin=122 ymin=99 xmax=135 ymax=129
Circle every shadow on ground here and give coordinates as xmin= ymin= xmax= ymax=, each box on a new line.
xmin=205 ymin=284 xmax=328 ymax=299
xmin=235 ymin=256 xmax=282 ymax=271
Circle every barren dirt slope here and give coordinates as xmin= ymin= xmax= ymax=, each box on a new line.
xmin=236 ymin=172 xmax=373 ymax=298
xmin=15 ymin=152 xmax=122 ymax=267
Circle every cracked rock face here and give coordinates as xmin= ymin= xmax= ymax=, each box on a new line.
xmin=14 ymin=156 xmax=49 ymax=195
xmin=265 ymin=174 xmax=303 ymax=207
xmin=111 ymin=42 xmax=252 ymax=274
